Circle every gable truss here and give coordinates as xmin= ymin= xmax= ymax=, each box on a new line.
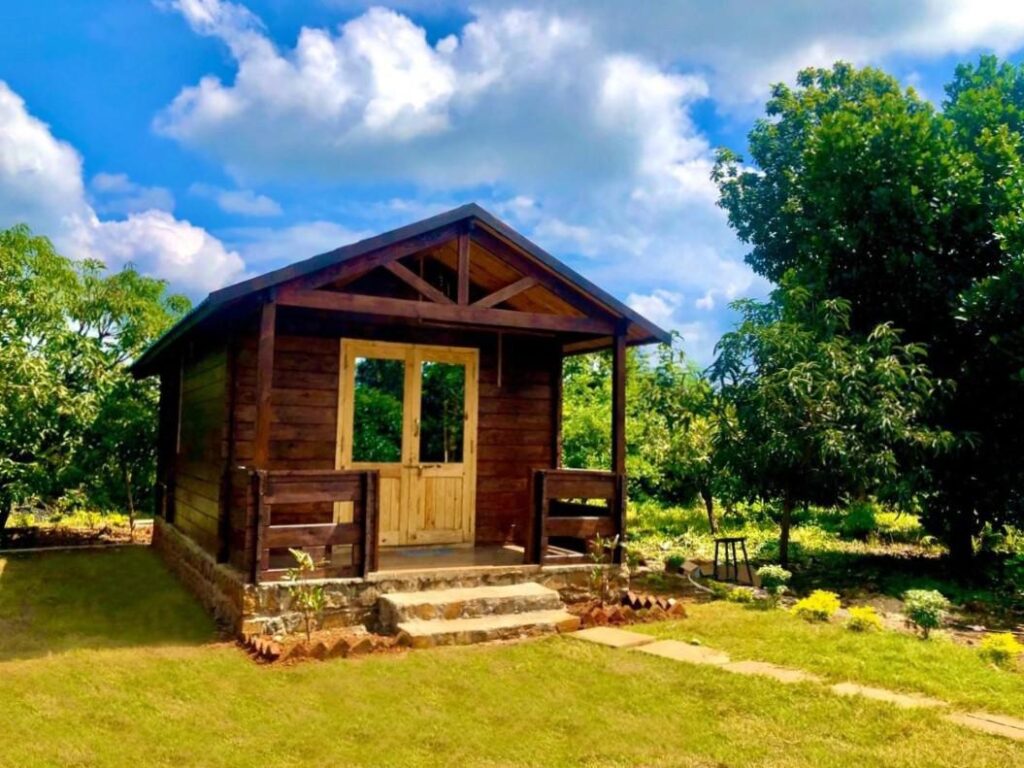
xmin=274 ymin=222 xmax=621 ymax=337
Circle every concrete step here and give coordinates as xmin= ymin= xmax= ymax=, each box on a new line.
xmin=378 ymin=582 xmax=563 ymax=630
xmin=397 ymin=609 xmax=581 ymax=648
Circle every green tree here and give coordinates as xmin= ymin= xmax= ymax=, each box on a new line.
xmin=0 ymin=225 xmax=188 ymax=535
xmin=709 ymin=284 xmax=947 ymax=565
xmin=713 ymin=59 xmax=1024 ymax=565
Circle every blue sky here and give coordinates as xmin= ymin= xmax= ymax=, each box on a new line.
xmin=2 ymin=1 xmax=1023 ymax=363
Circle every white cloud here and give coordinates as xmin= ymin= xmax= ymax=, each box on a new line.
xmin=627 ymin=289 xmax=684 ymax=330
xmin=222 ymin=219 xmax=370 ymax=270
xmin=91 ymin=172 xmax=175 ymax=215
xmin=155 ymin=1 xmax=713 ymax=196
xmin=190 ymin=182 xmax=282 ymax=216
xmin=0 ymin=80 xmax=243 ymax=295
xmin=352 ymin=0 xmax=1024 ymax=107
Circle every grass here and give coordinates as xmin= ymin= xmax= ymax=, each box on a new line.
xmin=637 ymin=602 xmax=1024 ymax=717
xmin=1 ymin=549 xmax=1023 ymax=766
xmin=626 ymin=500 xmax=1022 ymax=613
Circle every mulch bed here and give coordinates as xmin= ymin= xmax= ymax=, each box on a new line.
xmin=0 ymin=524 xmax=151 ymax=551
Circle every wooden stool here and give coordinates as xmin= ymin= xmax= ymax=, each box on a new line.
xmin=712 ymin=536 xmax=754 ymax=584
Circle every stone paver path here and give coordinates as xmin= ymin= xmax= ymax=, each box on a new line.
xmin=569 ymin=628 xmax=1024 ymax=743
xmin=569 ymin=627 xmax=655 ymax=648
xmin=723 ymin=660 xmax=822 ymax=684
xmin=831 ymin=682 xmax=945 ymax=709
xmin=634 ymin=640 xmax=730 ymax=666
xmin=946 ymin=712 xmax=1024 ymax=742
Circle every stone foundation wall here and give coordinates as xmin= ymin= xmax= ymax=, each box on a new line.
xmin=241 ymin=563 xmax=628 ymax=636
xmin=153 ymin=517 xmax=627 ymax=637
xmin=152 ymin=517 xmax=247 ymax=631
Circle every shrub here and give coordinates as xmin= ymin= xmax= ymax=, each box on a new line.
xmin=841 ymin=500 xmax=877 ymax=541
xmin=757 ymin=564 xmax=792 ymax=593
xmin=706 ymin=580 xmax=734 ymax=601
xmin=846 ymin=605 xmax=883 ymax=632
xmin=978 ymin=633 xmax=1023 ymax=668
xmin=664 ymin=552 xmax=686 ymax=572
xmin=726 ymin=587 xmax=755 ymax=604
xmin=903 ymin=589 xmax=949 ymax=639
xmin=791 ymin=590 xmax=841 ymax=622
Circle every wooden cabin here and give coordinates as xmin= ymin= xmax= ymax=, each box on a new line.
xmin=132 ymin=204 xmax=668 ymax=631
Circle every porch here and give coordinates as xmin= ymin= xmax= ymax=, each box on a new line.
xmin=228 ymin=466 xmax=625 ymax=584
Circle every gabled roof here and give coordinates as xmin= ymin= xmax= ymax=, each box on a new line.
xmin=131 ymin=203 xmax=670 ymax=375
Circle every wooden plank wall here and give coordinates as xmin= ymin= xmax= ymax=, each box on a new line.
xmin=476 ymin=336 xmax=557 ymax=544
xmin=233 ymin=334 xmax=340 ymax=529
xmin=174 ymin=346 xmax=227 ymax=555
xmin=228 ymin=326 xmax=557 ymax=556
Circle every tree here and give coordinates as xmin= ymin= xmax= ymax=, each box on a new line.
xmin=713 ymin=59 xmax=1024 ymax=566
xmin=709 ymin=283 xmax=947 ymax=566
xmin=0 ymin=225 xmax=188 ymax=535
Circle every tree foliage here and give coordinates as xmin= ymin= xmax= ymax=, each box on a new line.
xmin=0 ymin=225 xmax=189 ymax=534
xmin=713 ymin=58 xmax=1024 ymax=564
xmin=708 ymin=283 xmax=948 ymax=564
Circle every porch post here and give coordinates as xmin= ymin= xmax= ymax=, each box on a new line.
xmin=611 ymin=329 xmax=627 ymax=556
xmin=254 ymin=301 xmax=276 ymax=468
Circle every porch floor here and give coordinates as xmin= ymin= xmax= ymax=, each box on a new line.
xmin=378 ymin=544 xmax=526 ymax=572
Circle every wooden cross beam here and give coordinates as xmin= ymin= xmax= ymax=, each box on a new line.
xmin=383 ymin=261 xmax=454 ymax=304
xmin=472 ymin=276 xmax=537 ymax=309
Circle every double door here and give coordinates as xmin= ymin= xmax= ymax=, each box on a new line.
xmin=337 ymin=340 xmax=478 ymax=546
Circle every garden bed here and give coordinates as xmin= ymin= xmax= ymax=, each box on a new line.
xmin=0 ymin=521 xmax=151 ymax=551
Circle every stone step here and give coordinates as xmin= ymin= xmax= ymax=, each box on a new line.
xmin=397 ymin=609 xmax=581 ymax=648
xmin=378 ymin=582 xmax=563 ymax=630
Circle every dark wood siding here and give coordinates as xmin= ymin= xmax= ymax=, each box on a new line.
xmin=228 ymin=325 xmax=556 ymax=549
xmin=476 ymin=336 xmax=557 ymax=544
xmin=174 ymin=345 xmax=227 ymax=555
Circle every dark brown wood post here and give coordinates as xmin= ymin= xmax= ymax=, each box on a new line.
xmin=551 ymin=347 xmax=563 ymax=469
xmin=254 ymin=301 xmax=276 ymax=468
xmin=457 ymin=223 xmax=471 ymax=305
xmin=361 ymin=470 xmax=380 ymax=577
xmin=611 ymin=329 xmax=627 ymax=557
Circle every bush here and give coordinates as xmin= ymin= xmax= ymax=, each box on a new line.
xmin=841 ymin=500 xmax=877 ymax=541
xmin=726 ymin=586 xmax=755 ymax=603
xmin=706 ymin=580 xmax=734 ymax=601
xmin=978 ymin=633 xmax=1023 ymax=668
xmin=846 ymin=605 xmax=883 ymax=632
xmin=664 ymin=552 xmax=686 ymax=572
xmin=792 ymin=590 xmax=841 ymax=622
xmin=903 ymin=589 xmax=949 ymax=639
xmin=756 ymin=564 xmax=792 ymax=593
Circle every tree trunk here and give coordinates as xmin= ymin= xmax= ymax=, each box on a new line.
xmin=947 ymin=513 xmax=975 ymax=577
xmin=124 ymin=466 xmax=136 ymax=543
xmin=0 ymin=496 xmax=10 ymax=547
xmin=779 ymin=493 xmax=794 ymax=567
xmin=700 ymin=486 xmax=717 ymax=534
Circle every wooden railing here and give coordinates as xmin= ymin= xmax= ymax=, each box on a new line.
xmin=528 ymin=468 xmax=625 ymax=565
xmin=232 ymin=468 xmax=379 ymax=583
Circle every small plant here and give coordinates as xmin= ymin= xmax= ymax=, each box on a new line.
xmin=846 ymin=605 xmax=883 ymax=632
xmin=841 ymin=500 xmax=878 ymax=541
xmin=588 ymin=534 xmax=620 ymax=603
xmin=726 ymin=586 xmax=755 ymax=604
xmin=756 ymin=564 xmax=791 ymax=606
xmin=791 ymin=590 xmax=841 ymax=622
xmin=284 ymin=548 xmax=328 ymax=643
xmin=902 ymin=589 xmax=949 ymax=639
xmin=978 ymin=633 xmax=1023 ymax=668
xmin=706 ymin=579 xmax=734 ymax=601
xmin=664 ymin=551 xmax=686 ymax=573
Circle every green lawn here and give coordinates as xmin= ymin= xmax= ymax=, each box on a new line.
xmin=1 ymin=549 xmax=1022 ymax=767
xmin=637 ymin=602 xmax=1024 ymax=717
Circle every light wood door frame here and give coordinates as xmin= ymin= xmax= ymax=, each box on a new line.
xmin=336 ymin=339 xmax=479 ymax=547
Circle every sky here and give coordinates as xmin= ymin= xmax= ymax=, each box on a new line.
xmin=3 ymin=1 xmax=1024 ymax=364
